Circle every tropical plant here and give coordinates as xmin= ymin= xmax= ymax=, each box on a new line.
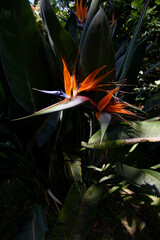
xmin=0 ymin=0 xmax=160 ymax=239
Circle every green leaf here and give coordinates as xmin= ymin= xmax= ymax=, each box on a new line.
xmin=65 ymin=13 xmax=78 ymax=43
xmin=119 ymin=40 xmax=146 ymax=100
xmin=33 ymin=112 xmax=60 ymax=147
xmin=99 ymin=112 xmax=111 ymax=142
xmin=79 ymin=7 xmax=115 ymax=84
xmin=40 ymin=0 xmax=78 ymax=73
xmin=118 ymin=0 xmax=150 ymax=82
xmin=0 ymin=0 xmax=56 ymax=112
xmin=116 ymin=163 xmax=160 ymax=197
xmin=15 ymin=204 xmax=48 ymax=240
xmin=33 ymin=204 xmax=48 ymax=240
xmin=64 ymin=154 xmax=82 ymax=183
xmin=82 ymin=120 xmax=160 ymax=150
xmin=79 ymin=0 xmax=100 ymax=49
xmin=155 ymin=0 xmax=160 ymax=4
xmin=14 ymin=96 xmax=91 ymax=120
xmin=144 ymin=92 xmax=160 ymax=112
xmin=140 ymin=61 xmax=160 ymax=77
xmin=50 ymin=182 xmax=103 ymax=240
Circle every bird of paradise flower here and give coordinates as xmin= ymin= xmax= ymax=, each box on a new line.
xmin=95 ymin=87 xmax=138 ymax=140
xmin=96 ymin=88 xmax=137 ymax=120
xmin=13 ymin=56 xmax=114 ymax=121
xmin=30 ymin=57 xmax=114 ymax=116
xmin=75 ymin=0 xmax=88 ymax=24
xmin=16 ymin=57 xmax=137 ymax=131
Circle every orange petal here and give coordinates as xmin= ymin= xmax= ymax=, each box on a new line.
xmin=75 ymin=0 xmax=88 ymax=23
xmin=106 ymin=102 xmax=137 ymax=116
xmin=72 ymin=51 xmax=79 ymax=97
xmin=98 ymin=88 xmax=118 ymax=112
xmin=78 ymin=66 xmax=106 ymax=93
xmin=62 ymin=58 xmax=72 ymax=97
xmin=90 ymin=68 xmax=115 ymax=89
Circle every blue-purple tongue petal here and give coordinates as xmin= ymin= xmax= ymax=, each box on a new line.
xmin=33 ymin=88 xmax=69 ymax=98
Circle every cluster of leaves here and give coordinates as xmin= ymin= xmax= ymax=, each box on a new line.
xmin=0 ymin=0 xmax=160 ymax=239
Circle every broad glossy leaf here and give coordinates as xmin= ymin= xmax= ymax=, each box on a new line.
xmin=116 ymin=163 xmax=160 ymax=197
xmin=40 ymin=0 xmax=78 ymax=73
xmin=82 ymin=120 xmax=160 ymax=149
xmin=0 ymin=0 xmax=56 ymax=112
xmin=50 ymin=182 xmax=103 ymax=240
xmin=79 ymin=8 xmax=115 ymax=84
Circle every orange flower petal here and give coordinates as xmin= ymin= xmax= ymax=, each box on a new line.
xmin=75 ymin=0 xmax=88 ymax=23
xmin=62 ymin=58 xmax=72 ymax=97
xmin=106 ymin=102 xmax=137 ymax=116
xmin=97 ymin=88 xmax=118 ymax=112
xmin=78 ymin=66 xmax=107 ymax=93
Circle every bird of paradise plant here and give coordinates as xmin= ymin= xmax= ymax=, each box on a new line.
xmin=75 ymin=0 xmax=88 ymax=24
xmin=2 ymin=0 xmax=160 ymax=239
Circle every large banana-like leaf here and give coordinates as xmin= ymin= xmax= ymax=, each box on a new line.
xmin=81 ymin=120 xmax=160 ymax=150
xmin=116 ymin=163 xmax=160 ymax=197
xmin=40 ymin=0 xmax=78 ymax=73
xmin=0 ymin=0 xmax=56 ymax=112
xmin=50 ymin=182 xmax=103 ymax=240
xmin=79 ymin=8 xmax=115 ymax=84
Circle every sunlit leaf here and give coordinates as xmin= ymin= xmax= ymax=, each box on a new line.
xmin=116 ymin=163 xmax=160 ymax=197
xmin=64 ymin=154 xmax=82 ymax=183
xmin=82 ymin=120 xmax=160 ymax=149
